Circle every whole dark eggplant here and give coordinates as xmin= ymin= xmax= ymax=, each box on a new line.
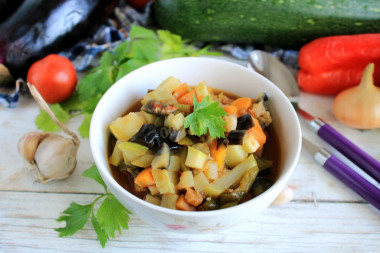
xmin=0 ymin=0 xmax=118 ymax=78
xmin=0 ymin=0 xmax=25 ymax=24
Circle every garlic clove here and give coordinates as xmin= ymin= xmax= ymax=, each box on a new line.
xmin=18 ymin=131 xmax=79 ymax=183
xmin=18 ymin=131 xmax=49 ymax=163
xmin=33 ymin=134 xmax=79 ymax=183
xmin=271 ymin=185 xmax=296 ymax=205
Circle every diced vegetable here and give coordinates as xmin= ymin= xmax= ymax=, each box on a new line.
xmin=177 ymin=136 xmax=194 ymax=146
xmin=156 ymin=76 xmax=181 ymax=93
xmin=236 ymin=114 xmax=254 ymax=130
xmin=185 ymin=187 xmax=203 ymax=206
xmin=142 ymin=100 xmax=178 ymax=116
xmin=151 ymin=143 xmax=170 ymax=170
xmin=225 ymin=145 xmax=248 ymax=168
xmin=231 ymin=97 xmax=253 ymax=116
xmin=109 ymin=140 xmax=123 ymax=166
xmin=203 ymin=160 xmax=218 ymax=181
xmin=193 ymin=171 xmax=210 ymax=192
xmin=242 ymin=130 xmax=260 ymax=154
xmin=173 ymin=83 xmax=190 ymax=98
xmin=168 ymin=171 xmax=179 ymax=187
xmin=176 ymin=170 xmax=194 ymax=190
xmin=165 ymin=113 xmax=185 ymax=130
xmin=152 ymin=168 xmax=176 ymax=194
xmin=177 ymin=89 xmax=197 ymax=105
xmin=131 ymin=151 xmax=154 ymax=167
xmin=194 ymin=81 xmax=210 ymax=101
xmin=161 ymin=194 xmax=179 ymax=209
xmin=140 ymin=111 xmax=156 ymax=124
xmin=134 ymin=167 xmax=155 ymax=188
xmin=148 ymin=185 xmax=160 ymax=195
xmin=145 ymin=194 xmax=161 ymax=206
xmin=250 ymin=177 xmax=273 ymax=198
xmin=208 ymin=139 xmax=218 ymax=158
xmin=176 ymin=194 xmax=196 ymax=211
xmin=249 ymin=117 xmax=266 ymax=150
xmin=169 ymin=128 xmax=187 ymax=142
xmin=142 ymin=90 xmax=176 ymax=104
xmin=223 ymin=105 xmax=237 ymax=116
xmin=214 ymin=144 xmax=227 ymax=171
xmin=167 ymin=155 xmax=181 ymax=172
xmin=192 ymin=142 xmax=210 ymax=156
xmin=118 ymin=142 xmax=149 ymax=162
xmin=109 ymin=112 xmax=146 ymax=142
xmin=227 ymin=130 xmax=247 ymax=145
xmin=203 ymin=155 xmax=257 ymax=197
xmin=223 ymin=115 xmax=237 ymax=132
xmin=129 ymin=124 xmax=162 ymax=152
xmin=185 ymin=146 xmax=208 ymax=170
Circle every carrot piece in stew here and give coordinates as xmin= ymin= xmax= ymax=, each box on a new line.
xmin=173 ymin=83 xmax=189 ymax=98
xmin=231 ymin=97 xmax=253 ymax=116
xmin=214 ymin=144 xmax=227 ymax=171
xmin=223 ymin=105 xmax=238 ymax=116
xmin=249 ymin=117 xmax=266 ymax=150
xmin=185 ymin=187 xmax=203 ymax=206
xmin=177 ymin=89 xmax=197 ymax=106
xmin=134 ymin=167 xmax=155 ymax=188
xmin=209 ymin=139 xmax=218 ymax=158
xmin=176 ymin=194 xmax=196 ymax=211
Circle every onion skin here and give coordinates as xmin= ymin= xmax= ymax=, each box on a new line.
xmin=333 ymin=63 xmax=380 ymax=129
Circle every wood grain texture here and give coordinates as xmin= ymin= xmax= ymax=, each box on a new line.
xmin=1 ymin=89 xmax=379 ymax=252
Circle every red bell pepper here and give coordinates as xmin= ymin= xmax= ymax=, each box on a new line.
xmin=298 ymin=33 xmax=380 ymax=95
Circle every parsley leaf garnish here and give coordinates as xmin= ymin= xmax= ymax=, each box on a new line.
xmin=184 ymin=96 xmax=227 ymax=138
xmin=55 ymin=165 xmax=131 ymax=248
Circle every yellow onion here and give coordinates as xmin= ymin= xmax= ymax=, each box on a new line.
xmin=333 ymin=63 xmax=380 ymax=129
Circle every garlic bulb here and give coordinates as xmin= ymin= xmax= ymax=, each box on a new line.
xmin=333 ymin=63 xmax=380 ymax=129
xmin=17 ymin=81 xmax=80 ymax=183
xmin=18 ymin=131 xmax=79 ymax=183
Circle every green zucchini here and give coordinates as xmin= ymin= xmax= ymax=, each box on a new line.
xmin=154 ymin=0 xmax=380 ymax=48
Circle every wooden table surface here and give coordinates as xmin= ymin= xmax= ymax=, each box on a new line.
xmin=1 ymin=78 xmax=379 ymax=252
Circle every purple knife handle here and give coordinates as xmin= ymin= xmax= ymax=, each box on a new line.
xmin=316 ymin=121 xmax=380 ymax=183
xmin=324 ymin=155 xmax=380 ymax=211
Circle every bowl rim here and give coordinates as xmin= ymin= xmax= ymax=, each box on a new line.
xmin=90 ymin=56 xmax=302 ymax=217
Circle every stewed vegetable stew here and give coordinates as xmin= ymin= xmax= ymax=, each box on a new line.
xmin=108 ymin=76 xmax=280 ymax=211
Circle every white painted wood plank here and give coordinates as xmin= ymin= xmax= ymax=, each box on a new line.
xmin=0 ymin=191 xmax=379 ymax=253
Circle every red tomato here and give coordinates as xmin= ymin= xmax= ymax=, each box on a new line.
xmin=128 ymin=0 xmax=152 ymax=9
xmin=27 ymin=54 xmax=77 ymax=103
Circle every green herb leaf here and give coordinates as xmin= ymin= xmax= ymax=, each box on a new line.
xmin=56 ymin=165 xmax=131 ymax=247
xmin=91 ymin=212 xmax=109 ymax=248
xmin=97 ymin=194 xmax=131 ymax=238
xmin=78 ymin=113 xmax=92 ymax=138
xmin=55 ymin=202 xmax=93 ymax=237
xmin=184 ymin=96 xmax=227 ymax=138
xmin=35 ymin=104 xmax=71 ymax=132
xmin=82 ymin=164 xmax=106 ymax=191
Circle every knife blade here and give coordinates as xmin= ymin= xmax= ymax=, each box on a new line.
xmin=293 ymin=103 xmax=380 ymax=183
xmin=302 ymin=137 xmax=380 ymax=211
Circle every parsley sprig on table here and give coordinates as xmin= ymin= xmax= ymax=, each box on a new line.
xmin=184 ymin=95 xmax=227 ymax=138
xmin=56 ymin=165 xmax=131 ymax=248
xmin=35 ymin=24 xmax=219 ymax=137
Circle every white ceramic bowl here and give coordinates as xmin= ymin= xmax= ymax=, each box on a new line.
xmin=90 ymin=57 xmax=301 ymax=233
